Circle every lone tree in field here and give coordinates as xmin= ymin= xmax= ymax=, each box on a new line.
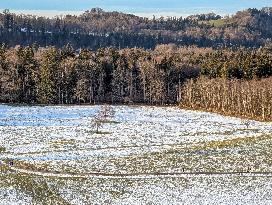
xmin=91 ymin=105 xmax=115 ymax=133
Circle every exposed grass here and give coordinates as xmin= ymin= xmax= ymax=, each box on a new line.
xmin=87 ymin=130 xmax=112 ymax=135
xmin=199 ymin=18 xmax=234 ymax=27
xmin=190 ymin=134 xmax=272 ymax=151
xmin=0 ymin=163 xmax=9 ymax=172
xmin=0 ymin=146 xmax=5 ymax=152
xmin=103 ymin=120 xmax=121 ymax=124
xmin=208 ymin=19 xmax=228 ymax=27
xmin=0 ymin=172 xmax=71 ymax=205
xmin=95 ymin=131 xmax=112 ymax=135
xmin=12 ymin=134 xmax=271 ymax=175
xmin=9 ymin=160 xmax=51 ymax=173
xmin=50 ymin=139 xmax=76 ymax=145
xmin=85 ymin=129 xmax=112 ymax=135
xmin=101 ymin=134 xmax=272 ymax=173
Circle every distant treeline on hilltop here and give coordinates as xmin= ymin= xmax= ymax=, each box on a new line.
xmin=0 ymin=7 xmax=272 ymax=49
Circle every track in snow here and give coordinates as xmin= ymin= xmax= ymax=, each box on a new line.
xmin=4 ymin=163 xmax=272 ymax=179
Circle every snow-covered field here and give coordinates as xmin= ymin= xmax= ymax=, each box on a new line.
xmin=0 ymin=104 xmax=271 ymax=204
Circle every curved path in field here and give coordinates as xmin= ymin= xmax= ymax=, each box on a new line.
xmin=3 ymin=162 xmax=272 ymax=179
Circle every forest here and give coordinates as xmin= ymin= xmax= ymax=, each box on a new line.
xmin=0 ymin=7 xmax=272 ymax=49
xmin=0 ymin=43 xmax=271 ymax=120
xmin=0 ymin=7 xmax=271 ymax=121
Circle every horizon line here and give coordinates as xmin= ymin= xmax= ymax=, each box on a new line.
xmin=1 ymin=7 xmax=267 ymax=19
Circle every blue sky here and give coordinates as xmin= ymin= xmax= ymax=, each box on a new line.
xmin=0 ymin=0 xmax=271 ymax=17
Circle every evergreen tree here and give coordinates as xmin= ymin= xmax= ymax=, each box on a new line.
xmin=38 ymin=47 xmax=59 ymax=104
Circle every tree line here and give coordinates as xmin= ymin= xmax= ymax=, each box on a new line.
xmin=0 ymin=44 xmax=271 ymax=108
xmin=0 ymin=44 xmax=197 ymax=104
xmin=0 ymin=7 xmax=272 ymax=49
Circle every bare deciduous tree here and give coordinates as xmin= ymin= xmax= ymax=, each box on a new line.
xmin=181 ymin=77 xmax=272 ymax=121
xmin=91 ymin=105 xmax=115 ymax=133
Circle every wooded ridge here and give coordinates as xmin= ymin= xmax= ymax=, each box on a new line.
xmin=0 ymin=7 xmax=272 ymax=49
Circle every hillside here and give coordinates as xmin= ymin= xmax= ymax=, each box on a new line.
xmin=0 ymin=7 xmax=272 ymax=49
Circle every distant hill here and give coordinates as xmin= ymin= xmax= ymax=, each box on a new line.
xmin=0 ymin=7 xmax=271 ymax=49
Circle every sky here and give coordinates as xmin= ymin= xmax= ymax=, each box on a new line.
xmin=0 ymin=0 xmax=271 ymax=18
